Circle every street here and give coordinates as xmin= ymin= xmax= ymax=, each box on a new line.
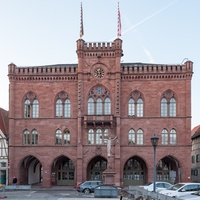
xmin=0 ymin=188 xmax=121 ymax=200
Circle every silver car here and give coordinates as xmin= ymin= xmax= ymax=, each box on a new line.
xmin=76 ymin=180 xmax=103 ymax=194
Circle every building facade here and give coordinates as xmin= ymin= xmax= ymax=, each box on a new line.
xmin=8 ymin=38 xmax=193 ymax=188
xmin=191 ymin=125 xmax=200 ymax=182
xmin=0 ymin=108 xmax=9 ymax=185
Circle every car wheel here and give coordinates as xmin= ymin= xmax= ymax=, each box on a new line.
xmin=84 ymin=188 xmax=90 ymax=194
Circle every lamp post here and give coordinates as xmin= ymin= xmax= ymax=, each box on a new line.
xmin=151 ymin=135 xmax=159 ymax=193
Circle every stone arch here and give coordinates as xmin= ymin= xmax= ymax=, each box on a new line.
xmin=123 ymin=155 xmax=147 ymax=186
xmin=87 ymin=156 xmax=107 ymax=181
xmin=157 ymin=155 xmax=181 ymax=184
xmin=51 ymin=155 xmax=75 ymax=186
xmin=18 ymin=155 xmax=42 ymax=185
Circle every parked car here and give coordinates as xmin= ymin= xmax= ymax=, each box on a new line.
xmin=178 ymin=191 xmax=200 ymax=200
xmin=159 ymin=182 xmax=200 ymax=198
xmin=76 ymin=180 xmax=103 ymax=194
xmin=141 ymin=181 xmax=173 ymax=192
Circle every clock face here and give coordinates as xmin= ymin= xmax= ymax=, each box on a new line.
xmin=94 ymin=68 xmax=104 ymax=78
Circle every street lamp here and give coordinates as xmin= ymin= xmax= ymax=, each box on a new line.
xmin=151 ymin=135 xmax=159 ymax=192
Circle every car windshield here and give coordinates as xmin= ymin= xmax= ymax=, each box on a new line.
xmin=168 ymin=183 xmax=184 ymax=191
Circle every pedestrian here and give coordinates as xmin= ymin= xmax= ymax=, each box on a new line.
xmin=12 ymin=176 xmax=17 ymax=186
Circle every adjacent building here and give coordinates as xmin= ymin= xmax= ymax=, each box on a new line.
xmin=0 ymin=108 xmax=9 ymax=185
xmin=191 ymin=125 xmax=200 ymax=182
xmin=8 ymin=36 xmax=193 ymax=187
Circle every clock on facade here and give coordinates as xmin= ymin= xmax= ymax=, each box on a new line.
xmin=94 ymin=68 xmax=104 ymax=78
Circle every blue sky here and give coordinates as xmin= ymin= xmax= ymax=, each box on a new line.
xmin=0 ymin=0 xmax=199 ymax=129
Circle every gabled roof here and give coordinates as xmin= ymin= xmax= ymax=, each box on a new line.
xmin=191 ymin=125 xmax=200 ymax=140
xmin=0 ymin=108 xmax=9 ymax=137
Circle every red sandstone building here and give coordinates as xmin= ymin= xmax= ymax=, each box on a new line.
xmin=8 ymin=35 xmax=193 ymax=187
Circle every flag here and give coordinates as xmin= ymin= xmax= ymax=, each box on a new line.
xmin=117 ymin=2 xmax=122 ymax=37
xmin=80 ymin=2 xmax=84 ymax=38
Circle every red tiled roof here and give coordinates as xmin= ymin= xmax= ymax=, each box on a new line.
xmin=191 ymin=125 xmax=200 ymax=139
xmin=0 ymin=108 xmax=9 ymax=137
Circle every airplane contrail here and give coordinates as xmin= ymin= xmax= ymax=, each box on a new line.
xmin=110 ymin=0 xmax=179 ymax=40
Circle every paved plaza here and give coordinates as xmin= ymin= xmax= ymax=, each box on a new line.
xmin=0 ymin=187 xmax=121 ymax=200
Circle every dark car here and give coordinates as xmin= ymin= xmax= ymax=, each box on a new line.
xmin=76 ymin=180 xmax=103 ymax=194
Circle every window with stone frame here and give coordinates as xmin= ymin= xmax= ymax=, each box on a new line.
xmin=137 ymin=129 xmax=144 ymax=145
xmin=170 ymin=129 xmax=177 ymax=144
xmin=55 ymin=91 xmax=70 ymax=117
xmin=88 ymin=128 xmax=108 ymax=145
xmin=161 ymin=90 xmax=177 ymax=117
xmin=128 ymin=128 xmax=144 ymax=145
xmin=23 ymin=129 xmax=38 ymax=145
xmin=55 ymin=128 xmax=70 ymax=145
xmin=128 ymin=129 xmax=135 ymax=144
xmin=161 ymin=128 xmax=177 ymax=145
xmin=87 ymin=85 xmax=111 ymax=115
xmin=24 ymin=92 xmax=39 ymax=118
xmin=161 ymin=129 xmax=168 ymax=145
xmin=128 ymin=90 xmax=144 ymax=117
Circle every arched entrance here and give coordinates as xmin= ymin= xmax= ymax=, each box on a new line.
xmin=157 ymin=156 xmax=181 ymax=184
xmin=51 ymin=156 xmax=75 ymax=186
xmin=87 ymin=156 xmax=107 ymax=180
xmin=123 ymin=156 xmax=147 ymax=186
xmin=19 ymin=155 xmax=42 ymax=185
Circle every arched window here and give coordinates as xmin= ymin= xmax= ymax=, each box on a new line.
xmin=64 ymin=99 xmax=71 ymax=117
xmin=55 ymin=91 xmax=71 ymax=118
xmin=88 ymin=98 xmax=94 ymax=115
xmin=23 ymin=130 xmax=30 ymax=145
xmin=170 ymin=98 xmax=176 ymax=117
xmin=24 ymin=100 xmax=31 ymax=118
xmin=128 ymin=99 xmax=135 ymax=116
xmin=87 ymin=85 xmax=111 ymax=115
xmin=23 ymin=92 xmax=39 ymax=118
xmin=104 ymin=98 xmax=111 ymax=115
xmin=56 ymin=99 xmax=63 ymax=117
xmin=88 ymin=129 xmax=94 ymax=144
xmin=161 ymin=129 xmax=168 ymax=145
xmin=32 ymin=100 xmax=39 ymax=118
xmin=32 ymin=129 xmax=38 ymax=145
xmin=96 ymin=129 xmax=103 ymax=144
xmin=128 ymin=129 xmax=135 ymax=144
xmin=55 ymin=129 xmax=70 ymax=145
xmin=64 ymin=128 xmax=70 ymax=144
xmin=137 ymin=98 xmax=143 ymax=117
xmin=88 ymin=129 xmax=109 ymax=145
xmin=128 ymin=91 xmax=144 ymax=117
xmin=170 ymin=129 xmax=176 ymax=144
xmin=161 ymin=98 xmax=168 ymax=117
xmin=137 ymin=129 xmax=144 ymax=145
xmin=161 ymin=90 xmax=177 ymax=117
xmin=56 ymin=129 xmax=62 ymax=145
xmin=96 ymin=98 xmax=103 ymax=115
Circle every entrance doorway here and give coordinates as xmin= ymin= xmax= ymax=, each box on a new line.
xmin=51 ymin=156 xmax=74 ymax=186
xmin=87 ymin=156 xmax=107 ymax=180
xmin=123 ymin=156 xmax=147 ymax=186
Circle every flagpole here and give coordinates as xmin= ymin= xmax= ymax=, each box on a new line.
xmin=117 ymin=2 xmax=122 ymax=38
xmin=80 ymin=2 xmax=84 ymax=38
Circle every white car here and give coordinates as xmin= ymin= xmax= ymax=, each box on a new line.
xmin=159 ymin=182 xmax=200 ymax=198
xmin=178 ymin=191 xmax=200 ymax=200
xmin=141 ymin=181 xmax=173 ymax=192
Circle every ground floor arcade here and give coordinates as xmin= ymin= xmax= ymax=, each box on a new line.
xmin=11 ymin=154 xmax=181 ymax=188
